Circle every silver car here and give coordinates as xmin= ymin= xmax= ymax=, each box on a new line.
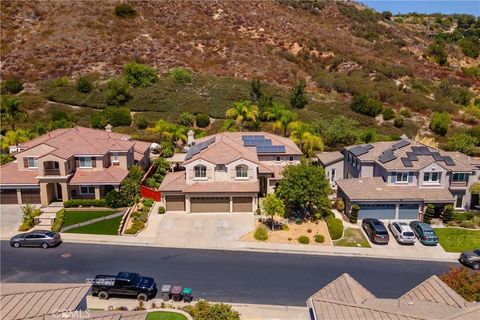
xmin=10 ymin=230 xmax=62 ymax=249
xmin=389 ymin=221 xmax=416 ymax=244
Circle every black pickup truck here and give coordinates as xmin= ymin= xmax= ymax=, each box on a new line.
xmin=90 ymin=272 xmax=157 ymax=301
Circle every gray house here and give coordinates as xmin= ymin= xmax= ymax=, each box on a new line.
xmin=317 ymin=138 xmax=480 ymax=220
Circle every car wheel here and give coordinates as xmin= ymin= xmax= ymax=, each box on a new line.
xmin=472 ymin=262 xmax=480 ymax=270
xmin=137 ymin=293 xmax=148 ymax=301
xmin=41 ymin=242 xmax=49 ymax=249
xmin=12 ymin=242 xmax=20 ymax=248
xmin=98 ymin=291 xmax=109 ymax=300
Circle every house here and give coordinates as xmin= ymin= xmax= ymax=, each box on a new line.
xmin=307 ymin=273 xmax=479 ymax=320
xmin=316 ymin=138 xmax=480 ymax=220
xmin=0 ymin=126 xmax=151 ymax=206
xmin=159 ymin=131 xmax=302 ymax=213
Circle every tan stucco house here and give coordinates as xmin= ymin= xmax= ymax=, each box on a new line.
xmin=159 ymin=132 xmax=302 ymax=213
xmin=0 ymin=126 xmax=151 ymax=206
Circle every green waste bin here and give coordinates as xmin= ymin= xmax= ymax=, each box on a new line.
xmin=182 ymin=287 xmax=192 ymax=302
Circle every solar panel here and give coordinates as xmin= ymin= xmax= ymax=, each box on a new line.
xmin=243 ymin=139 xmax=272 ymax=147
xmin=406 ymin=152 xmax=418 ymax=161
xmin=412 ymin=146 xmax=429 ymax=155
xmin=350 ymin=146 xmax=369 ymax=157
xmin=431 ymin=152 xmax=443 ymax=161
xmin=442 ymin=156 xmax=455 ymax=166
xmin=364 ymin=144 xmax=374 ymax=150
xmin=185 ymin=137 xmax=216 ymax=160
xmin=392 ymin=140 xmax=410 ymax=150
xmin=378 ymin=150 xmax=397 ymax=163
xmin=401 ymin=157 xmax=413 ymax=167
xmin=242 ymin=135 xmax=265 ymax=141
xmin=256 ymin=145 xmax=286 ymax=153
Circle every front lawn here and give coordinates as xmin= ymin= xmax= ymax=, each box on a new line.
xmin=146 ymin=311 xmax=188 ymax=320
xmin=334 ymin=228 xmax=371 ymax=248
xmin=64 ymin=216 xmax=122 ymax=235
xmin=434 ymin=227 xmax=480 ymax=252
xmin=64 ymin=210 xmax=117 ymax=227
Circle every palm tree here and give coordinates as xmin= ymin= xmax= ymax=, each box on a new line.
xmin=263 ymin=102 xmax=286 ymax=121
xmin=1 ymin=129 xmax=35 ymax=150
xmin=225 ymin=100 xmax=258 ymax=131
xmin=147 ymin=119 xmax=188 ymax=144
xmin=289 ymin=121 xmax=324 ymax=157
xmin=1 ymin=97 xmax=28 ymax=131
xmin=221 ymin=119 xmax=237 ymax=132
xmin=273 ymin=110 xmax=297 ymax=136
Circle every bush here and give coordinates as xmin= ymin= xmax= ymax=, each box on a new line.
xmin=399 ymin=108 xmax=412 ymax=118
xmin=424 ymin=204 xmax=435 ymax=224
xmin=427 ymin=41 xmax=448 ymax=65
xmin=382 ymin=108 xmax=395 ymax=121
xmin=63 ymin=199 xmax=107 ymax=208
xmin=51 ymin=209 xmax=65 ymax=232
xmin=254 ymin=226 xmax=269 ymax=241
xmin=143 ymin=199 xmax=154 ymax=207
xmin=106 ymin=77 xmax=131 ymax=106
xmin=18 ymin=203 xmax=41 ymax=231
xmin=393 ymin=116 xmax=405 ymax=128
xmin=335 ymin=198 xmax=345 ymax=212
xmin=350 ymin=94 xmax=383 ymax=117
xmin=124 ymin=62 xmax=157 ymax=87
xmin=91 ymin=107 xmax=132 ymax=128
xmin=183 ymin=300 xmax=240 ymax=320
xmin=51 ymin=77 xmax=69 ymax=87
xmin=298 ymin=235 xmax=310 ymax=244
xmin=158 ymin=206 xmax=166 ymax=214
xmin=114 ymin=2 xmax=136 ymax=18
xmin=169 ymin=67 xmax=192 ymax=84
xmin=442 ymin=205 xmax=454 ymax=223
xmin=180 ymin=112 xmax=194 ymax=126
xmin=349 ymin=204 xmax=359 ymax=224
xmin=446 ymin=134 xmax=477 ymax=156
xmin=457 ymin=38 xmax=479 ymax=59
xmin=195 ymin=113 xmax=210 ymax=128
xmin=290 ymin=80 xmax=308 ymax=109
xmin=440 ymin=267 xmax=480 ymax=302
xmin=1 ymin=79 xmax=23 ymax=94
xmin=430 ymin=112 xmax=451 ymax=136
xmin=281 ymin=224 xmax=289 ymax=231
xmin=76 ymin=76 xmax=93 ymax=93
xmin=326 ymin=217 xmax=343 ymax=240
xmin=134 ymin=114 xmax=149 ymax=129
xmin=105 ymin=190 xmax=128 ymax=208
xmin=314 ymin=234 xmax=325 ymax=243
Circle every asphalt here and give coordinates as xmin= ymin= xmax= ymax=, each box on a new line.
xmin=0 ymin=241 xmax=456 ymax=306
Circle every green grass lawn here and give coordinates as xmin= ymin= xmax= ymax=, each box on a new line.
xmin=434 ymin=227 xmax=480 ymax=252
xmin=64 ymin=210 xmax=117 ymax=227
xmin=146 ymin=311 xmax=188 ymax=320
xmin=64 ymin=216 xmax=122 ymax=235
xmin=334 ymin=228 xmax=371 ymax=248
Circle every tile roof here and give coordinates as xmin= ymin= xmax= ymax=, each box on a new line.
xmin=0 ymin=283 xmax=91 ymax=320
xmin=310 ymin=273 xmax=375 ymax=304
xmin=336 ymin=177 xmax=455 ymax=203
xmin=158 ymin=171 xmax=187 ymax=192
xmin=184 ymin=181 xmax=259 ymax=193
xmin=316 ymin=151 xmax=344 ymax=166
xmin=69 ymin=166 xmax=128 ymax=185
xmin=0 ymin=162 xmax=39 ymax=185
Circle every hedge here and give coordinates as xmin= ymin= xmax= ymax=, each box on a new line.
xmin=254 ymin=226 xmax=268 ymax=241
xmin=298 ymin=235 xmax=310 ymax=244
xmin=51 ymin=209 xmax=65 ymax=232
xmin=63 ymin=199 xmax=107 ymax=208
xmin=326 ymin=217 xmax=343 ymax=240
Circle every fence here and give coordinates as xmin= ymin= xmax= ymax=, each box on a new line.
xmin=140 ymin=185 xmax=161 ymax=201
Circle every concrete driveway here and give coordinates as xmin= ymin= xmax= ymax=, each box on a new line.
xmin=0 ymin=205 xmax=24 ymax=239
xmin=153 ymin=212 xmax=255 ymax=248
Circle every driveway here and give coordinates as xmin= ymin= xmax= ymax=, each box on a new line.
xmin=153 ymin=212 xmax=255 ymax=248
xmin=0 ymin=205 xmax=24 ymax=239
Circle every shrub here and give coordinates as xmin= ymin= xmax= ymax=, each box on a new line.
xmin=314 ymin=234 xmax=325 ymax=243
xmin=326 ymin=217 xmax=343 ymax=240
xmin=90 ymin=112 xmax=109 ymax=129
xmin=457 ymin=38 xmax=479 ymax=59
xmin=124 ymin=62 xmax=157 ymax=87
xmin=105 ymin=190 xmax=128 ymax=208
xmin=335 ymin=198 xmax=345 ymax=212
xmin=158 ymin=206 xmax=166 ymax=214
xmin=143 ymin=198 xmax=154 ymax=207
xmin=427 ymin=41 xmax=448 ymax=65
xmin=349 ymin=204 xmax=360 ymax=224
xmin=51 ymin=77 xmax=69 ymax=87
xmin=281 ymin=224 xmax=289 ymax=231
xmin=195 ymin=113 xmax=210 ymax=128
xmin=1 ymin=79 xmax=23 ymax=94
xmin=18 ymin=203 xmax=41 ymax=231
xmin=460 ymin=220 xmax=476 ymax=229
xmin=298 ymin=235 xmax=310 ymax=244
xmin=180 ymin=112 xmax=194 ymax=126
xmin=423 ymin=204 xmax=435 ymax=224
xmin=106 ymin=77 xmax=131 ymax=106
xmin=382 ymin=108 xmax=395 ymax=121
xmin=254 ymin=226 xmax=269 ymax=241
xmin=430 ymin=112 xmax=451 ymax=136
xmin=393 ymin=116 xmax=405 ymax=128
xmin=442 ymin=205 xmax=454 ymax=223
xmin=63 ymin=199 xmax=107 ymax=208
xmin=134 ymin=114 xmax=149 ymax=129
xmin=76 ymin=76 xmax=93 ymax=93
xmin=51 ymin=209 xmax=65 ymax=232
xmin=183 ymin=300 xmax=240 ymax=320
xmin=399 ymin=108 xmax=412 ymax=118
xmin=440 ymin=267 xmax=480 ymax=302
xmin=169 ymin=67 xmax=192 ymax=84
xmin=101 ymin=107 xmax=132 ymax=127
xmin=114 ymin=2 xmax=136 ymax=18
xmin=446 ymin=134 xmax=477 ymax=156
xmin=350 ymin=94 xmax=383 ymax=117
xmin=290 ymin=80 xmax=308 ymax=109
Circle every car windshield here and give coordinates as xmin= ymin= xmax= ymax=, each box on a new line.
xmin=474 ymin=249 xmax=480 ymax=255
xmin=404 ymin=232 xmax=414 ymax=237
xmin=46 ymin=232 xmax=56 ymax=237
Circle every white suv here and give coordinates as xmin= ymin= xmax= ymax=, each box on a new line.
xmin=388 ymin=221 xmax=416 ymax=244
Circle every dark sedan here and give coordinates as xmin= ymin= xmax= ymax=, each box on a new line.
xmin=10 ymin=230 xmax=62 ymax=249
xmin=459 ymin=249 xmax=480 ymax=270
xmin=409 ymin=221 xmax=439 ymax=246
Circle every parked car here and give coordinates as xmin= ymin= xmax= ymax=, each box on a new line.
xmin=362 ymin=218 xmax=389 ymax=244
xmin=388 ymin=221 xmax=416 ymax=245
xmin=459 ymin=249 xmax=480 ymax=270
xmin=409 ymin=221 xmax=439 ymax=246
xmin=90 ymin=272 xmax=157 ymax=301
xmin=10 ymin=230 xmax=62 ymax=248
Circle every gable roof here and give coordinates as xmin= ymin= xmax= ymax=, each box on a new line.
xmin=316 ymin=151 xmax=344 ymax=166
xmin=0 ymin=162 xmax=39 ymax=185
xmin=310 ymin=273 xmax=375 ymax=304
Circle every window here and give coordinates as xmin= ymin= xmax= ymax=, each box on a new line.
xmin=111 ymin=152 xmax=119 ymax=164
xmin=348 ymin=153 xmax=352 ymax=164
xmin=289 ymin=156 xmax=294 ymax=162
xmin=194 ymin=165 xmax=207 ymax=178
xmin=236 ymin=165 xmax=248 ymax=178
xmin=80 ymin=185 xmax=95 ymax=195
xmin=216 ymin=164 xmax=226 ymax=172
xmin=396 ymin=172 xmax=408 ymax=182
xmin=331 ymin=169 xmax=336 ymax=182
xmin=352 ymin=157 xmax=357 ymax=167
xmin=275 ymin=156 xmax=281 ymax=162
xmin=79 ymin=157 xmax=92 ymax=168
xmin=424 ymin=172 xmax=439 ymax=183
xmin=452 ymin=173 xmax=467 ymax=182
xmin=27 ymin=157 xmax=37 ymax=168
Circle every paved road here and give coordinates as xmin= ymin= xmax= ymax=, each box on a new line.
xmin=0 ymin=241 xmax=456 ymax=306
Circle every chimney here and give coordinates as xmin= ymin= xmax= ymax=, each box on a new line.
xmin=400 ymin=134 xmax=408 ymax=140
xmin=187 ymin=130 xmax=195 ymax=146
xmin=105 ymin=124 xmax=113 ymax=133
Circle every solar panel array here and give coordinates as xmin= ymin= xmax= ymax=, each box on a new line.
xmin=398 ymin=146 xmax=456 ymax=167
xmin=350 ymin=145 xmax=370 ymax=157
xmin=392 ymin=139 xmax=411 ymax=150
xmin=242 ymin=135 xmax=286 ymax=154
xmin=243 ymin=138 xmax=272 ymax=147
xmin=378 ymin=149 xmax=397 ymax=163
xmin=256 ymin=145 xmax=286 ymax=153
xmin=401 ymin=157 xmax=413 ymax=167
xmin=185 ymin=137 xmax=216 ymax=160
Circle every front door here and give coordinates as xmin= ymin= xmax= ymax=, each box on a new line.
xmin=55 ymin=183 xmax=63 ymax=201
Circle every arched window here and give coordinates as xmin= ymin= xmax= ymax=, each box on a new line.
xmin=194 ymin=165 xmax=207 ymax=178
xmin=236 ymin=165 xmax=248 ymax=178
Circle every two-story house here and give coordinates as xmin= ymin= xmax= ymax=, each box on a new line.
xmin=316 ymin=138 xmax=480 ymax=220
xmin=159 ymin=132 xmax=302 ymax=213
xmin=0 ymin=126 xmax=151 ymax=206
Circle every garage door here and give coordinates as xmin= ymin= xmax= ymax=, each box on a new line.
xmin=358 ymin=204 xmax=396 ymax=220
xmin=191 ymin=197 xmax=229 ymax=213
xmin=21 ymin=189 xmax=41 ymax=204
xmin=399 ymin=204 xmax=419 ymax=220
xmin=166 ymin=195 xmax=185 ymax=211
xmin=233 ymin=197 xmax=252 ymax=212
xmin=0 ymin=189 xmax=18 ymax=204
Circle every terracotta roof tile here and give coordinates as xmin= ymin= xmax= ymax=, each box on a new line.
xmin=159 ymin=171 xmax=187 ymax=192
xmin=317 ymin=151 xmax=344 ymax=166
xmin=69 ymin=166 xmax=128 ymax=185
xmin=0 ymin=162 xmax=39 ymax=185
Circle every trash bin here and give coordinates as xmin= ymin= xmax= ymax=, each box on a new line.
xmin=161 ymin=285 xmax=171 ymax=301
xmin=170 ymin=285 xmax=183 ymax=302
xmin=182 ymin=287 xmax=193 ymax=303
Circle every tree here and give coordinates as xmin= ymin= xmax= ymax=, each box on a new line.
xmin=350 ymin=94 xmax=383 ymax=117
xmin=427 ymin=41 xmax=448 ymax=65
xmin=1 ymin=79 xmax=23 ymax=94
xmin=262 ymin=193 xmax=286 ymax=230
xmin=0 ymin=153 xmax=14 ymax=164
xmin=106 ymin=77 xmax=131 ymax=106
xmin=290 ymin=80 xmax=308 ymax=109
xmin=1 ymin=97 xmax=28 ymax=130
xmin=225 ymin=100 xmax=258 ymax=131
xmin=446 ymin=134 xmax=477 ymax=156
xmin=457 ymin=38 xmax=479 ymax=59
xmin=123 ymin=62 xmax=157 ymax=87
xmin=250 ymin=78 xmax=262 ymax=102
xmin=147 ymin=119 xmax=188 ymax=144
xmin=423 ymin=204 xmax=435 ymax=224
xmin=169 ymin=67 xmax=192 ymax=84
xmin=382 ymin=11 xmax=392 ymax=20
xmin=114 ymin=2 xmax=137 ymax=18
xmin=276 ymin=163 xmax=330 ymax=216
xmin=134 ymin=115 xmax=149 ymax=129
xmin=221 ymin=119 xmax=237 ymax=132
xmin=289 ymin=122 xmax=323 ymax=157
xmin=430 ymin=111 xmax=451 ymax=136
xmin=1 ymin=129 xmax=35 ymax=150
xmin=183 ymin=300 xmax=240 ymax=320
xmin=440 ymin=267 xmax=480 ymax=301
xmin=76 ymin=76 xmax=93 ymax=93
xmin=321 ymin=116 xmax=359 ymax=149
xmin=349 ymin=204 xmax=359 ymax=223
xmin=273 ymin=109 xmax=297 ymax=136
xmin=442 ymin=204 xmax=454 ymax=223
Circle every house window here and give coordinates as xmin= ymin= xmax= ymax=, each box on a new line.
xmin=80 ymin=185 xmax=95 ymax=195
xmin=348 ymin=153 xmax=352 ymax=164
xmin=216 ymin=164 xmax=226 ymax=172
xmin=289 ymin=156 xmax=294 ymax=162
xmin=27 ymin=157 xmax=37 ymax=168
xmin=79 ymin=157 xmax=93 ymax=168
xmin=236 ymin=165 xmax=248 ymax=178
xmin=194 ymin=165 xmax=207 ymax=178
xmin=352 ymin=157 xmax=357 ymax=167
xmin=424 ymin=172 xmax=439 ymax=183
xmin=111 ymin=152 xmax=119 ymax=164
xmin=275 ymin=156 xmax=281 ymax=162
xmin=452 ymin=173 xmax=467 ymax=182
xmin=396 ymin=172 xmax=408 ymax=182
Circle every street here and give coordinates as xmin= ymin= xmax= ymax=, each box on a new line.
xmin=0 ymin=241 xmax=456 ymax=306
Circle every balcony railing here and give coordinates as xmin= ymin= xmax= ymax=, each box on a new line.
xmin=450 ymin=181 xmax=467 ymax=187
xmin=44 ymin=169 xmax=61 ymax=176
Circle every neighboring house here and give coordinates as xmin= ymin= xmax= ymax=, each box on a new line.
xmin=307 ymin=273 xmax=479 ymax=320
xmin=159 ymin=132 xmax=302 ymax=213
xmin=0 ymin=126 xmax=151 ymax=206
xmin=316 ymin=151 xmax=343 ymax=186
xmin=316 ymin=138 xmax=480 ymax=220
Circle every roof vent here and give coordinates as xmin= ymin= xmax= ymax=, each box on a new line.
xmin=105 ymin=124 xmax=113 ymax=132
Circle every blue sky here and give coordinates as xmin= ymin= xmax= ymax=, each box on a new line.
xmin=362 ymin=1 xmax=480 ymax=16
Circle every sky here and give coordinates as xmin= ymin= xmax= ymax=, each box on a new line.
xmin=362 ymin=0 xmax=480 ymax=16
